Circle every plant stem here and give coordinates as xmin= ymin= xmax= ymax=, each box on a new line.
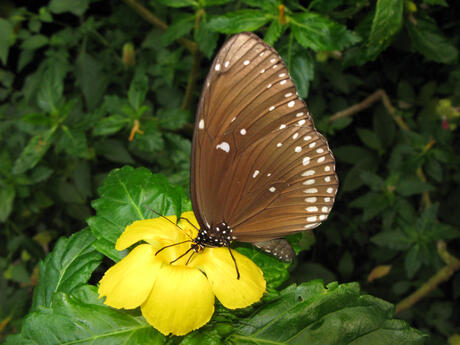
xmin=123 ymin=0 xmax=197 ymax=53
xmin=182 ymin=49 xmax=202 ymax=111
xmin=328 ymin=89 xmax=409 ymax=131
xmin=395 ymin=241 xmax=460 ymax=315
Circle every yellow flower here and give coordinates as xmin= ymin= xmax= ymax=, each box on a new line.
xmin=98 ymin=211 xmax=266 ymax=336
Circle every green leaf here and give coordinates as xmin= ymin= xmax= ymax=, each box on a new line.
xmin=156 ymin=0 xmax=198 ymax=7
xmin=207 ymin=10 xmax=270 ymax=34
xmin=396 ymin=177 xmax=434 ymax=196
xmin=7 ymin=289 xmax=165 ymax=345
xmin=194 ymin=19 xmax=219 ymax=58
xmin=366 ymin=0 xmax=403 ymax=60
xmin=132 ymin=124 xmax=164 ymax=152
xmin=75 ymin=52 xmax=108 ymax=110
xmin=36 ymin=60 xmax=68 ymax=113
xmin=128 ymin=71 xmax=149 ymax=112
xmin=357 ymin=128 xmax=382 ymax=151
xmin=292 ymin=13 xmax=361 ymax=51
xmin=56 ymin=127 xmax=88 ymax=158
xmin=157 ymin=108 xmax=189 ymax=130
xmin=162 ymin=15 xmax=195 ymax=45
xmin=95 ymin=139 xmax=135 ymax=164
xmin=87 ymin=166 xmax=188 ymax=260
xmin=424 ymin=158 xmax=442 ymax=182
xmin=0 ymin=18 xmax=13 ymax=65
xmin=350 ymin=192 xmax=389 ymax=221
xmin=371 ymin=230 xmax=411 ymax=250
xmin=290 ymin=51 xmax=315 ymax=98
xmin=405 ymin=245 xmax=422 ymax=278
xmin=31 ymin=228 xmax=102 ymax=311
xmin=20 ymin=34 xmax=49 ymax=50
xmin=406 ymin=16 xmax=458 ymax=64
xmin=264 ymin=20 xmax=283 ymax=46
xmin=48 ymin=0 xmax=89 ymax=16
xmin=231 ymin=281 xmax=426 ymax=344
xmin=373 ymin=107 xmax=396 ymax=149
xmin=0 ymin=184 xmax=15 ymax=222
xmin=12 ymin=127 xmax=57 ymax=175
xmin=360 ymin=171 xmax=385 ymax=191
xmin=93 ymin=114 xmax=130 ymax=136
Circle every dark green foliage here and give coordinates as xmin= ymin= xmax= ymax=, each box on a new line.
xmin=1 ymin=0 xmax=459 ymax=343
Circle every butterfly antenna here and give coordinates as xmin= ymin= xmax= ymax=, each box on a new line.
xmin=155 ymin=240 xmax=192 ymax=256
xmin=170 ymin=247 xmax=194 ymax=264
xmin=227 ymin=246 xmax=240 ymax=280
xmin=178 ymin=217 xmax=200 ymax=231
xmin=144 ymin=205 xmax=194 ymax=241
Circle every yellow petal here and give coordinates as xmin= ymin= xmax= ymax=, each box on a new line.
xmin=141 ymin=265 xmax=214 ymax=336
xmin=191 ymin=247 xmax=266 ymax=309
xmin=116 ymin=216 xmax=186 ymax=251
xmin=98 ymin=244 xmax=161 ymax=309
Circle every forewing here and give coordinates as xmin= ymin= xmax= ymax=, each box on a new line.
xmin=191 ymin=32 xmax=338 ymax=241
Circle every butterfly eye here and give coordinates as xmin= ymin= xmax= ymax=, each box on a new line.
xmin=191 ymin=32 xmax=338 ymax=261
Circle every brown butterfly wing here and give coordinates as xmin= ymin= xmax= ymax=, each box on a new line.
xmin=191 ymin=32 xmax=338 ymax=243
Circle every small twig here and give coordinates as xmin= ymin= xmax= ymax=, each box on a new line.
xmin=328 ymin=89 xmax=409 ymax=131
xmin=395 ymin=241 xmax=460 ymax=315
xmin=123 ymin=0 xmax=197 ymax=54
xmin=182 ymin=49 xmax=202 ymax=111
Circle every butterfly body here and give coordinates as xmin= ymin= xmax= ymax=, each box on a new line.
xmin=190 ymin=32 xmax=338 ymax=262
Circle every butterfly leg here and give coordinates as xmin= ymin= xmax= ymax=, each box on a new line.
xmin=226 ymin=245 xmax=240 ymax=280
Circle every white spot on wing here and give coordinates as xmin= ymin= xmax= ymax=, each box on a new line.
xmin=288 ymin=101 xmax=295 ymax=108
xmin=277 ymin=142 xmax=282 ymax=147
xmin=304 ymin=135 xmax=312 ymax=141
xmin=309 ymin=142 xmax=316 ymax=148
xmin=324 ymin=197 xmax=331 ymax=202
xmin=253 ymin=170 xmax=259 ymax=178
xmin=269 ymin=106 xmax=275 ymax=111
xmin=319 ymin=215 xmax=327 ymax=220
xmin=199 ymin=119 xmax=204 ymax=129
xmin=231 ymin=117 xmax=236 ymax=122
xmin=296 ymin=112 xmax=304 ymax=117
xmin=280 ymin=80 xmax=287 ymax=85
xmin=324 ymin=166 xmax=331 ymax=172
xmin=302 ymin=170 xmax=315 ymax=176
xmin=316 ymin=148 xmax=324 ymax=153
xmin=302 ymin=157 xmax=310 ymax=165
xmin=317 ymin=156 xmax=325 ymax=163
xmin=295 ymin=146 xmax=302 ymax=153
xmin=322 ymin=206 xmax=329 ymax=212
xmin=267 ymin=83 xmax=272 ymax=88
xmin=269 ymin=186 xmax=276 ymax=192
xmin=279 ymin=73 xmax=286 ymax=77
xmin=306 ymin=206 xmax=319 ymax=212
xmin=327 ymin=187 xmax=334 ymax=193
xmin=304 ymin=188 xmax=318 ymax=193
xmin=298 ymin=119 xmax=306 ymax=126
xmin=270 ymin=58 xmax=276 ymax=63
xmin=224 ymin=61 xmax=230 ymax=68
xmin=243 ymin=60 xmax=250 ymax=65
xmin=215 ymin=64 xmax=221 ymax=71
xmin=260 ymin=69 xmax=265 ymax=74
xmin=303 ymin=179 xmax=315 ymax=185
xmin=216 ymin=141 xmax=230 ymax=153
xmin=292 ymin=133 xmax=299 ymax=139
xmin=307 ymin=216 xmax=317 ymax=222
xmin=279 ymin=124 xmax=286 ymax=129
xmin=324 ymin=176 xmax=331 ymax=182
xmin=240 ymin=128 xmax=247 ymax=135
xmin=305 ymin=197 xmax=317 ymax=203
xmin=285 ymin=92 xmax=292 ymax=97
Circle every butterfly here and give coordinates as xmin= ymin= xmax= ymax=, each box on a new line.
xmin=185 ymin=32 xmax=338 ymax=268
